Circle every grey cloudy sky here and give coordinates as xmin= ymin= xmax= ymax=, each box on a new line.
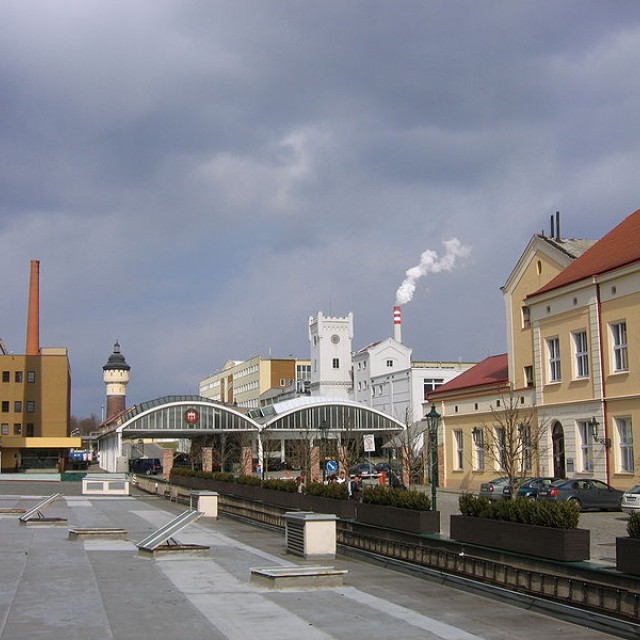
xmin=2 ymin=1 xmax=640 ymax=418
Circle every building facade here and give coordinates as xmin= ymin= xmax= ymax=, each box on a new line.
xmin=0 ymin=260 xmax=79 ymax=471
xmin=199 ymin=356 xmax=311 ymax=409
xmin=431 ymin=210 xmax=640 ymax=492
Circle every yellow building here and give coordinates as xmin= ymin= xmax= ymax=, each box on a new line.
xmin=199 ymin=355 xmax=311 ymax=409
xmin=0 ymin=261 xmax=80 ymax=472
xmin=429 ymin=211 xmax=640 ymax=491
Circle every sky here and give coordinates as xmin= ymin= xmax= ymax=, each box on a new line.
xmin=2 ymin=1 xmax=640 ymax=419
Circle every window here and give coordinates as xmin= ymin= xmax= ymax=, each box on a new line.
xmin=617 ymin=417 xmax=634 ymax=473
xmin=1 ymin=401 xmax=8 ymax=413
xmin=519 ymin=424 xmax=533 ymax=471
xmin=14 ymin=401 xmax=22 ymax=412
xmin=13 ymin=423 xmax=21 ymax=435
xmin=578 ymin=420 xmax=594 ymax=472
xmin=26 ymin=371 xmax=36 ymax=383
xmin=1 ymin=424 xmax=7 ymax=435
xmin=386 ymin=359 xmax=393 ymax=367
xmin=472 ymin=428 xmax=485 ymax=471
xmin=2 ymin=371 xmax=9 ymax=383
xmin=495 ymin=426 xmax=506 ymax=470
xmin=332 ymin=358 xmax=340 ymax=369
xmin=14 ymin=371 xmax=22 ymax=383
xmin=611 ymin=321 xmax=628 ymax=371
xmin=521 ymin=306 xmax=530 ymax=328
xmin=453 ymin=430 xmax=464 ymax=470
xmin=523 ymin=366 xmax=534 ymax=387
xmin=423 ymin=378 xmax=444 ymax=399
xmin=26 ymin=401 xmax=35 ymax=413
xmin=26 ymin=423 xmax=35 ymax=437
xmin=573 ymin=331 xmax=589 ymax=378
xmin=547 ymin=337 xmax=561 ymax=382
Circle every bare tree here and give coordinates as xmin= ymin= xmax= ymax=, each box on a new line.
xmin=481 ymin=390 xmax=547 ymax=498
xmin=393 ymin=409 xmax=427 ymax=488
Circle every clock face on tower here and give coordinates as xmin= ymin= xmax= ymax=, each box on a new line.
xmin=331 ymin=334 xmax=340 ymax=344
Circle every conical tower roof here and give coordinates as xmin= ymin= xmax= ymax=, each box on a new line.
xmin=103 ymin=341 xmax=130 ymax=371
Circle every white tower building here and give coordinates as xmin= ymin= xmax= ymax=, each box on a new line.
xmin=102 ymin=341 xmax=130 ymax=420
xmin=308 ymin=311 xmax=353 ymax=399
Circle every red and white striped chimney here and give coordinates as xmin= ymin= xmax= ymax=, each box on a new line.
xmin=25 ymin=259 xmax=40 ymax=356
xmin=393 ymin=305 xmax=402 ymax=343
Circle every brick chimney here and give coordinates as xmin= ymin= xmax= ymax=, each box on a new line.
xmin=25 ymin=260 xmax=40 ymax=356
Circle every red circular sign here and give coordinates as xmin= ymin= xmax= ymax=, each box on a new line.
xmin=184 ymin=408 xmax=199 ymax=425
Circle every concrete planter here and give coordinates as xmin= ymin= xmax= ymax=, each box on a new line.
xmin=616 ymin=537 xmax=640 ymax=575
xmin=358 ymin=503 xmax=440 ymax=534
xmin=450 ymin=515 xmax=590 ymax=562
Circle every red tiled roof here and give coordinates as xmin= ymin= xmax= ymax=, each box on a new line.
xmin=428 ymin=354 xmax=508 ymax=396
xmin=530 ymin=208 xmax=640 ymax=297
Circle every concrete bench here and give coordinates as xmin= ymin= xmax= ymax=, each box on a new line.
xmin=250 ymin=565 xmax=347 ymax=589
xmin=68 ymin=528 xmax=128 ymax=540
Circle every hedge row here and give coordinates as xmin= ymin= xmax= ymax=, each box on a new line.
xmin=169 ymin=468 xmax=430 ymax=509
xmin=458 ymin=493 xmax=580 ymax=529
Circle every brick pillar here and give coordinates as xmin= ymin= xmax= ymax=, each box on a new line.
xmin=311 ymin=445 xmax=321 ymax=482
xmin=241 ymin=447 xmax=253 ymax=475
xmin=202 ymin=447 xmax=213 ymax=473
xmin=162 ymin=449 xmax=173 ymax=478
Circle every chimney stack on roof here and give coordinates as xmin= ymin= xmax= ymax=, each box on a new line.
xmin=393 ymin=305 xmax=402 ymax=343
xmin=25 ymin=259 xmax=40 ymax=356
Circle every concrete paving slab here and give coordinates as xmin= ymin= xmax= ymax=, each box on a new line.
xmin=0 ymin=480 xmax=625 ymax=640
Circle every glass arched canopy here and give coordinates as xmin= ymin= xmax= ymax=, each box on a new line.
xmin=106 ymin=395 xmax=404 ymax=438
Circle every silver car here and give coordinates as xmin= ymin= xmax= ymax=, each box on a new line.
xmin=621 ymin=484 xmax=640 ymax=513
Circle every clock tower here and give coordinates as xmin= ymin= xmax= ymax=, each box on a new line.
xmin=308 ymin=311 xmax=353 ymax=399
xmin=102 ymin=341 xmax=130 ymax=420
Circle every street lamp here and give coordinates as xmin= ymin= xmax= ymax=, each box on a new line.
xmin=425 ymin=404 xmax=440 ymax=511
xmin=589 ymin=416 xmax=611 ymax=448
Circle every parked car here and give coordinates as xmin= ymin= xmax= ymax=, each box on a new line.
xmin=479 ymin=477 xmax=512 ymax=500
xmin=130 ymin=457 xmax=162 ymax=475
xmin=620 ymin=484 xmax=640 ymax=513
xmin=537 ymin=478 xmax=623 ymax=511
xmin=502 ymin=477 xmax=560 ymax=499
xmin=349 ymin=462 xmax=379 ymax=477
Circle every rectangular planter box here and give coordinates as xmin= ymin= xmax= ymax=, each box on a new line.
xmin=450 ymin=515 xmax=590 ymax=562
xmin=357 ymin=503 xmax=440 ymax=534
xmin=616 ymin=537 xmax=640 ymax=575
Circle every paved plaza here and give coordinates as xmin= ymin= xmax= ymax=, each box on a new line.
xmin=0 ymin=479 xmax=629 ymax=640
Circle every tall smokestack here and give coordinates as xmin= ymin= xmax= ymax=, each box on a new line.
xmin=25 ymin=259 xmax=40 ymax=356
xmin=555 ymin=211 xmax=561 ymax=241
xmin=393 ymin=305 xmax=402 ymax=343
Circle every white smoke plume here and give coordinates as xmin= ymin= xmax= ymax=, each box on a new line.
xmin=395 ymin=238 xmax=471 ymax=305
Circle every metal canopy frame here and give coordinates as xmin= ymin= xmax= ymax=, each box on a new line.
xmin=19 ymin=493 xmax=62 ymax=522
xmin=136 ymin=509 xmax=203 ymax=552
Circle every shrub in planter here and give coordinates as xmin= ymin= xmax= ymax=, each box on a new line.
xmin=627 ymin=510 xmax=640 ymax=538
xmin=236 ymin=474 xmax=262 ymax=486
xmin=262 ymin=478 xmax=298 ymax=493
xmin=458 ymin=493 xmax=579 ymax=529
xmin=305 ymin=482 xmax=349 ymax=500
xmin=617 ymin=511 xmax=640 ymax=575
xmin=363 ymin=485 xmax=431 ymax=511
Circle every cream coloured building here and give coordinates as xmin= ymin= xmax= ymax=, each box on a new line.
xmin=199 ymin=356 xmax=311 ymax=410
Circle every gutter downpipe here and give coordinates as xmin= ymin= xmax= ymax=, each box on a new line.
xmin=594 ymin=277 xmax=611 ymax=485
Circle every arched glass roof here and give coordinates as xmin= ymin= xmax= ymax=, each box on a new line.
xmin=115 ymin=397 xmax=260 ymax=436
xmin=106 ymin=395 xmax=404 ymax=439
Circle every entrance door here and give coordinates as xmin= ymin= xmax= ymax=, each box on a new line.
xmin=552 ymin=422 xmax=566 ymax=478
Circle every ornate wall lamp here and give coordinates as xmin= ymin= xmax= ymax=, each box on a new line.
xmin=589 ymin=416 xmax=611 ymax=449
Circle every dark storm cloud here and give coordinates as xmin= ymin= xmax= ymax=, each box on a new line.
xmin=2 ymin=0 xmax=640 ymax=415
